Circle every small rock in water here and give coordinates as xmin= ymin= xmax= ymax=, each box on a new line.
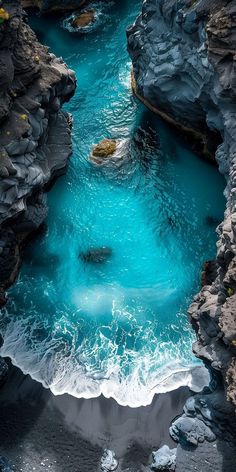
xmin=70 ymin=9 xmax=95 ymax=28
xmin=91 ymin=139 xmax=117 ymax=164
xmin=151 ymin=445 xmax=177 ymax=471
xmin=101 ymin=449 xmax=118 ymax=472
xmin=79 ymin=247 xmax=112 ymax=264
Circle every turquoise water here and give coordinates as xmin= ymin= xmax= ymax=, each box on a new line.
xmin=0 ymin=1 xmax=225 ymax=406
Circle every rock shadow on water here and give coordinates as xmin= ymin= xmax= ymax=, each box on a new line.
xmin=205 ymin=215 xmax=222 ymax=227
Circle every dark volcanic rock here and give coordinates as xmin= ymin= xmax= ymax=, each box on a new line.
xmin=0 ymin=358 xmax=8 ymax=386
xmin=0 ymin=0 xmax=76 ymax=301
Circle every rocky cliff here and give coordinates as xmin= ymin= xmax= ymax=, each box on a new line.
xmin=128 ymin=0 xmax=236 ymax=469
xmin=0 ymin=0 xmax=76 ymax=305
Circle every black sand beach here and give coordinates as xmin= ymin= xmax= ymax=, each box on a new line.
xmin=0 ymin=362 xmax=190 ymax=472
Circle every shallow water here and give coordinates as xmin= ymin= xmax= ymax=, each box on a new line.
xmin=0 ymin=0 xmax=225 ymax=406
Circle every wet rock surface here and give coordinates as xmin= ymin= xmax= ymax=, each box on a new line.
xmin=0 ymin=0 xmax=76 ymax=301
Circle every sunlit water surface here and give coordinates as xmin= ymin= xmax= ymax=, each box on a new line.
xmin=0 ymin=1 xmax=225 ymax=406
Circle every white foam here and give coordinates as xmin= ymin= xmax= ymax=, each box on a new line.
xmin=0 ymin=313 xmax=210 ymax=408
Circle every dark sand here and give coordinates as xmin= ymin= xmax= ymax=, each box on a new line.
xmin=0 ymin=362 xmax=190 ymax=472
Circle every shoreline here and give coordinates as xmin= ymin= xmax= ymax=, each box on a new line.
xmin=0 ymin=361 xmax=190 ymax=471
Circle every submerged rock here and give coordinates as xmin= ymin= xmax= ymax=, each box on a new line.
xmin=70 ymin=9 xmax=95 ymax=28
xmin=80 ymin=247 xmax=112 ymax=264
xmin=101 ymin=449 xmax=118 ymax=472
xmin=151 ymin=445 xmax=176 ymax=471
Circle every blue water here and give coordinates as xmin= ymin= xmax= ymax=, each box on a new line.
xmin=0 ymin=1 xmax=225 ymax=406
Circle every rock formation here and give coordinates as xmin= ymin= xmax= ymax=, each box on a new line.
xmin=93 ymin=139 xmax=117 ymax=157
xmin=70 ymin=8 xmax=95 ymax=28
xmin=0 ymin=0 xmax=76 ymax=304
xmin=90 ymin=139 xmax=117 ymax=164
xmin=100 ymin=449 xmax=118 ymax=472
xmin=128 ymin=0 xmax=236 ymax=468
xmin=151 ymin=445 xmax=176 ymax=471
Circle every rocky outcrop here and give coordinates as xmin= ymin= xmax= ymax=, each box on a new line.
xmin=0 ymin=0 xmax=76 ymax=303
xmin=127 ymin=0 xmax=236 ymax=407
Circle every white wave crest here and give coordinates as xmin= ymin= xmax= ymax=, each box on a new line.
xmin=0 ymin=313 xmax=209 ymax=407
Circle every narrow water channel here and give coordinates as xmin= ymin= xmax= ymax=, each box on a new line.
xmin=0 ymin=0 xmax=225 ymax=407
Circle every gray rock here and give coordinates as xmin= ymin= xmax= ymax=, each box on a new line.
xmin=101 ymin=449 xmax=118 ymax=472
xmin=151 ymin=445 xmax=176 ymax=471
xmin=0 ymin=0 xmax=76 ymax=296
xmin=170 ymin=416 xmax=216 ymax=446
